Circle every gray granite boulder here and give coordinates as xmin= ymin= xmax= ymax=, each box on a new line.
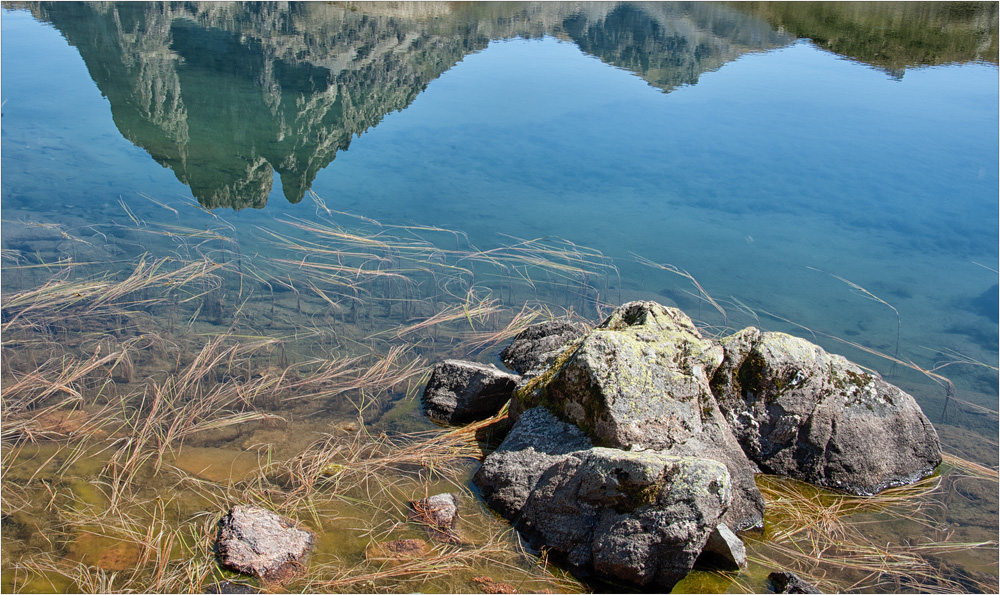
xmin=421 ymin=359 xmax=519 ymax=424
xmin=516 ymin=301 xmax=764 ymax=530
xmin=475 ymin=407 xmax=733 ymax=591
xmin=502 ymin=319 xmax=589 ymax=422
xmin=474 ymin=407 xmax=593 ymax=519
xmin=216 ymin=505 xmax=313 ymax=582
xmin=711 ymin=327 xmax=942 ymax=495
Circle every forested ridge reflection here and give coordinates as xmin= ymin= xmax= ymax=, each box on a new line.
xmin=733 ymin=1 xmax=999 ymax=77
xmin=19 ymin=1 xmax=999 ymax=210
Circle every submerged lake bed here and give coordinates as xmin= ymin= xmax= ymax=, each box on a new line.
xmin=1 ymin=2 xmax=998 ymax=593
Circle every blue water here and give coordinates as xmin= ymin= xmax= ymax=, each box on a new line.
xmin=3 ymin=6 xmax=998 ymax=418
xmin=2 ymin=3 xmax=998 ymax=592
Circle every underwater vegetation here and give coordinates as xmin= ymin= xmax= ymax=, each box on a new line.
xmin=1 ymin=196 xmax=996 ymax=593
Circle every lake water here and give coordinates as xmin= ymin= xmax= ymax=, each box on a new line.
xmin=2 ymin=2 xmax=997 ymax=593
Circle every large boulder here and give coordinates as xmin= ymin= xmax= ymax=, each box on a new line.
xmin=216 ymin=505 xmax=313 ymax=582
xmin=522 ymin=447 xmax=731 ymax=591
xmin=476 ymin=407 xmax=732 ymax=591
xmin=515 ymin=301 xmax=764 ymax=530
xmin=711 ymin=327 xmax=942 ymax=495
xmin=421 ymin=360 xmax=519 ymax=424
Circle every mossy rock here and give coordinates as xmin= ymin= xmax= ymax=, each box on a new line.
xmin=712 ymin=327 xmax=942 ymax=495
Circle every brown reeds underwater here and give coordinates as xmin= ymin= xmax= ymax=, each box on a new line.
xmin=2 ymin=203 xmax=997 ymax=593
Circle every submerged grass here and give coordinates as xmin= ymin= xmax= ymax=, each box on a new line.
xmin=2 ymin=202 xmax=997 ymax=594
xmin=743 ymin=471 xmax=999 ymax=594
xmin=0 ymin=210 xmax=596 ymax=593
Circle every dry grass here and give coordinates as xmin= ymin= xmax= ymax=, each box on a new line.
xmin=3 ymin=204 xmax=996 ymax=594
xmin=0 ymin=213 xmax=590 ymax=594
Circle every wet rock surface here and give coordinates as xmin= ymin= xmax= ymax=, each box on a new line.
xmin=711 ymin=327 xmax=942 ymax=494
xmin=422 ymin=359 xmax=519 ymax=424
xmin=474 ymin=407 xmax=593 ymax=519
xmin=216 ymin=505 xmax=313 ymax=582
xmin=519 ymin=446 xmax=732 ymax=590
xmin=697 ymin=523 xmax=747 ymax=571
xmin=478 ymin=407 xmax=733 ymax=591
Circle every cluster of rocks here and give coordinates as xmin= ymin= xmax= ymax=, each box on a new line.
xmin=421 ymin=301 xmax=942 ymax=591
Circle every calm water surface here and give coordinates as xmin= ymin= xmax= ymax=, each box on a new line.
xmin=2 ymin=2 xmax=997 ymax=593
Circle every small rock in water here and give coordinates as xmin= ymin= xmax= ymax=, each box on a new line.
xmin=473 ymin=576 xmax=519 ymax=594
xmin=769 ymin=571 xmax=823 ymax=593
xmin=216 ymin=505 xmax=313 ymax=583
xmin=408 ymin=493 xmax=462 ymax=544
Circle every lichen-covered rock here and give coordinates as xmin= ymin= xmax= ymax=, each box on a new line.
xmin=421 ymin=360 xmax=519 ymax=424
xmin=711 ymin=327 xmax=942 ymax=495
xmin=500 ymin=319 xmax=588 ymax=376
xmin=216 ymin=505 xmax=313 ymax=582
xmin=517 ymin=301 xmax=764 ymax=530
xmin=474 ymin=407 xmax=593 ymax=519
xmin=518 ymin=447 xmax=732 ymax=590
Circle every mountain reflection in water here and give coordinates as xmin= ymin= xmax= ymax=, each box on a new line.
xmin=26 ymin=1 xmax=996 ymax=210
xmin=26 ymin=1 xmax=997 ymax=209
xmin=2 ymin=2 xmax=998 ymax=593
xmin=22 ymin=1 xmax=981 ymax=210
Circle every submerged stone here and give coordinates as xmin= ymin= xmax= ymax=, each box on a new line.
xmin=216 ymin=505 xmax=313 ymax=582
xmin=365 ymin=538 xmax=432 ymax=562
xmin=769 ymin=571 xmax=823 ymax=593
xmin=204 ymin=581 xmax=261 ymax=594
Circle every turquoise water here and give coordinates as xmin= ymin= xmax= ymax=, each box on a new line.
xmin=1 ymin=2 xmax=998 ymax=592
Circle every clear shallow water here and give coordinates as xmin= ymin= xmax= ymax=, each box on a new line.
xmin=2 ymin=2 xmax=998 ymax=593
